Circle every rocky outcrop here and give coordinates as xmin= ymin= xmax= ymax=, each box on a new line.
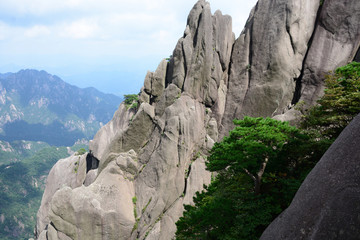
xmin=222 ymin=0 xmax=360 ymax=128
xmin=36 ymin=154 xmax=88 ymax=237
xmin=48 ymin=150 xmax=138 ymax=240
xmin=36 ymin=0 xmax=360 ymax=239
xmin=221 ymin=0 xmax=320 ymax=134
xmin=37 ymin=1 xmax=231 ymax=239
xmin=292 ymin=0 xmax=360 ymax=108
xmin=261 ymin=113 xmax=360 ymax=240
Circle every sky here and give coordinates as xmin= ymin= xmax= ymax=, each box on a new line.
xmin=0 ymin=0 xmax=258 ymax=96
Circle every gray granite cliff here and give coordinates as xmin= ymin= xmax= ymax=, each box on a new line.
xmin=36 ymin=0 xmax=360 ymax=239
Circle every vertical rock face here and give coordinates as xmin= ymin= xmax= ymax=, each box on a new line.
xmin=260 ymin=114 xmax=360 ymax=240
xmin=36 ymin=0 xmax=360 ymax=239
xmin=295 ymin=0 xmax=360 ymax=106
xmin=220 ymin=0 xmax=320 ymax=135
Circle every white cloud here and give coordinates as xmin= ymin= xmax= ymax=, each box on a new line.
xmin=59 ymin=19 xmax=99 ymax=39
xmin=0 ymin=0 xmax=258 ymax=94
xmin=24 ymin=25 xmax=51 ymax=38
xmin=0 ymin=22 xmax=7 ymax=40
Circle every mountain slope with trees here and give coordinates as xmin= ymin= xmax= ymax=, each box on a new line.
xmin=0 ymin=142 xmax=87 ymax=239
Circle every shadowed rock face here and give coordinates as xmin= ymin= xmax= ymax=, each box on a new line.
xmin=36 ymin=0 xmax=360 ymax=239
xmin=260 ymin=113 xmax=360 ymax=240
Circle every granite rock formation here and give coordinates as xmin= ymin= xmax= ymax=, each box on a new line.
xmin=36 ymin=154 xmax=87 ymax=239
xmin=36 ymin=0 xmax=360 ymax=239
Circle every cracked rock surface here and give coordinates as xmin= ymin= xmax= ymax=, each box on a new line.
xmin=36 ymin=0 xmax=360 ymax=239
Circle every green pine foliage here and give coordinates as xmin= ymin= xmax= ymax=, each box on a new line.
xmin=176 ymin=62 xmax=360 ymax=240
xmin=207 ymin=117 xmax=304 ymax=194
xmin=176 ymin=118 xmax=315 ymax=240
xmin=76 ymin=148 xmax=87 ymax=155
xmin=301 ymin=62 xmax=360 ymax=139
xmin=124 ymin=94 xmax=139 ymax=110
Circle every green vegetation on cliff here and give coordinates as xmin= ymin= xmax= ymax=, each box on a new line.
xmin=124 ymin=94 xmax=139 ymax=110
xmin=301 ymin=61 xmax=360 ymax=139
xmin=175 ymin=62 xmax=360 ymax=239
xmin=176 ymin=117 xmax=321 ymax=239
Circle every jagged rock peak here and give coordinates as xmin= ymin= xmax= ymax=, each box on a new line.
xmin=219 ymin=0 xmax=360 ymax=134
xmin=35 ymin=0 xmax=360 ymax=239
xmin=36 ymin=1 xmax=233 ymax=239
xmin=166 ymin=0 xmax=234 ymax=108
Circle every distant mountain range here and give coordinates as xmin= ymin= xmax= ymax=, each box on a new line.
xmin=0 ymin=69 xmax=122 ymax=239
xmin=0 ymin=69 xmax=123 ymax=146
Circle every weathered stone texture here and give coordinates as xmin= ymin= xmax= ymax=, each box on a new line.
xmin=36 ymin=154 xmax=87 ymax=237
xmin=36 ymin=0 xmax=360 ymax=239
xmin=48 ymin=150 xmax=138 ymax=240
xmin=297 ymin=0 xmax=360 ymax=106
xmin=221 ymin=0 xmax=319 ymax=135
xmin=167 ymin=0 xmax=234 ymax=108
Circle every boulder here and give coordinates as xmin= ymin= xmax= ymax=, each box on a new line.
xmin=89 ymin=103 xmax=134 ymax=162
xmin=48 ymin=150 xmax=138 ymax=240
xmin=36 ymin=154 xmax=87 ymax=237
xmin=142 ymin=59 xmax=167 ymax=100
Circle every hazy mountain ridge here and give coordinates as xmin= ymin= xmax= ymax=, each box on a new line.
xmin=0 ymin=69 xmax=123 ymax=146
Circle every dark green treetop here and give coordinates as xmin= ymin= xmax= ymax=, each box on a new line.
xmin=207 ymin=116 xmax=304 ymax=194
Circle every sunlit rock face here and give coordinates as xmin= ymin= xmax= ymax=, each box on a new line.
xmin=36 ymin=0 xmax=360 ymax=239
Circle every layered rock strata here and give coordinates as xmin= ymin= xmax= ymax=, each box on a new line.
xmin=36 ymin=0 xmax=360 ymax=239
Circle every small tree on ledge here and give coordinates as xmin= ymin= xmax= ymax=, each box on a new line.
xmin=124 ymin=94 xmax=139 ymax=110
